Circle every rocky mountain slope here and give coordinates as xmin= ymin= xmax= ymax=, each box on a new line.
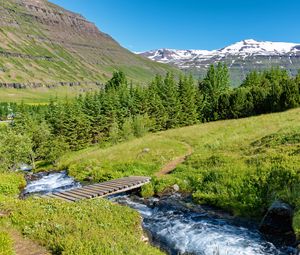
xmin=139 ymin=39 xmax=300 ymax=85
xmin=0 ymin=0 xmax=176 ymax=86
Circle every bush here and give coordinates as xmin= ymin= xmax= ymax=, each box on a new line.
xmin=0 ymin=173 xmax=26 ymax=196
xmin=140 ymin=183 xmax=154 ymax=198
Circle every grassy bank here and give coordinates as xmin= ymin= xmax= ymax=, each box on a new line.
xmin=59 ymin=108 xmax=300 ymax=233
xmin=0 ymin=172 xmax=163 ymax=254
xmin=1 ymin=108 xmax=300 ymax=253
xmin=59 ymin=135 xmax=187 ymax=182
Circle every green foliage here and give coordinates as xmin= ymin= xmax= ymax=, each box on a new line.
xmin=105 ymin=71 xmax=127 ymax=90
xmin=121 ymin=118 xmax=134 ymax=141
xmin=140 ymin=183 xmax=155 ymax=198
xmin=160 ymin=73 xmax=182 ymax=129
xmin=0 ymin=231 xmax=13 ymax=255
xmin=199 ymin=63 xmax=231 ymax=121
xmin=0 ymin=127 xmax=32 ymax=171
xmin=2 ymin=67 xmax=297 ymax=164
xmin=109 ymin=121 xmax=120 ymax=144
xmin=0 ymin=172 xmax=26 ymax=196
xmin=178 ymin=75 xmax=198 ymax=125
xmin=0 ymin=197 xmax=163 ymax=255
xmin=132 ymin=114 xmax=151 ymax=137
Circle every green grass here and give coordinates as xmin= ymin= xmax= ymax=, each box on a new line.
xmin=0 ymin=197 xmax=163 ymax=255
xmin=1 ymin=109 xmax=300 ymax=253
xmin=59 ymin=108 xmax=300 ymax=233
xmin=0 ymin=231 xmax=13 ymax=255
xmin=0 ymin=86 xmax=99 ymax=103
xmin=59 ymin=135 xmax=187 ymax=182
xmin=0 ymin=173 xmax=162 ymax=254
xmin=0 ymin=172 xmax=26 ymax=196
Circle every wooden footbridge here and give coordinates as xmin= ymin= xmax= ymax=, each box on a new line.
xmin=43 ymin=176 xmax=151 ymax=202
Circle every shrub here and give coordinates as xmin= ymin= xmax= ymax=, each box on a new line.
xmin=0 ymin=173 xmax=26 ymax=196
xmin=140 ymin=183 xmax=154 ymax=198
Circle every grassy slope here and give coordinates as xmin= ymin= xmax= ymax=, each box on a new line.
xmin=60 ymin=135 xmax=187 ymax=182
xmin=59 ymin=108 xmax=300 ymax=230
xmin=0 ymin=0 xmax=179 ymax=103
xmin=1 ymin=109 xmax=300 ymax=253
xmin=0 ymin=86 xmax=97 ymax=104
xmin=0 ymin=173 xmax=163 ymax=255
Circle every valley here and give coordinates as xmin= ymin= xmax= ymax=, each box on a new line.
xmin=0 ymin=0 xmax=300 ymax=254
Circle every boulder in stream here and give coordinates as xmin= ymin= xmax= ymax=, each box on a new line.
xmin=259 ymin=200 xmax=296 ymax=246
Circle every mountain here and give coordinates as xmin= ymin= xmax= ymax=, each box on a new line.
xmin=0 ymin=0 xmax=177 ymax=86
xmin=138 ymin=39 xmax=300 ymax=86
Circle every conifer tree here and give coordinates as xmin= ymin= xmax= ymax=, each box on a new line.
xmin=145 ymin=75 xmax=168 ymax=131
xmin=160 ymin=73 xmax=181 ymax=129
xmin=178 ymin=74 xmax=198 ymax=126
xmin=200 ymin=63 xmax=230 ymax=120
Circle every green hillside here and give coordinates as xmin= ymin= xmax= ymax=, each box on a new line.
xmin=60 ymin=108 xmax=300 ymax=232
xmin=0 ymin=0 xmax=178 ymax=103
xmin=1 ymin=108 xmax=300 ymax=254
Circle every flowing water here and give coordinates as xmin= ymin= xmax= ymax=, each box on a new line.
xmin=23 ymin=173 xmax=297 ymax=255
xmin=23 ymin=171 xmax=81 ymax=196
xmin=110 ymin=195 xmax=297 ymax=255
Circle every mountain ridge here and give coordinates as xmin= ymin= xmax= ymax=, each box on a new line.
xmin=0 ymin=0 xmax=178 ymax=85
xmin=138 ymin=39 xmax=300 ymax=85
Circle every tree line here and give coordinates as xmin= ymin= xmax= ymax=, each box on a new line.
xmin=0 ymin=64 xmax=299 ymax=170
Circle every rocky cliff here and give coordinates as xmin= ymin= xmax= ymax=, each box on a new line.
xmin=0 ymin=0 xmax=176 ymax=85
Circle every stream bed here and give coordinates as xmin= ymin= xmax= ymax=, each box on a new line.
xmin=22 ymin=171 xmax=81 ymax=196
xmin=110 ymin=195 xmax=297 ymax=255
xmin=23 ymin=172 xmax=298 ymax=255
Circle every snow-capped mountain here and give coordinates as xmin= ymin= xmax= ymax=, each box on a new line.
xmin=138 ymin=39 xmax=300 ymax=85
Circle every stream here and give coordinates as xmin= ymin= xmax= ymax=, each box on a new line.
xmin=22 ymin=171 xmax=81 ymax=196
xmin=23 ymin=172 xmax=298 ymax=255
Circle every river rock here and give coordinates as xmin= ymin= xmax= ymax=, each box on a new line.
xmin=259 ymin=200 xmax=296 ymax=246
xmin=172 ymin=184 xmax=180 ymax=192
xmin=142 ymin=148 xmax=150 ymax=153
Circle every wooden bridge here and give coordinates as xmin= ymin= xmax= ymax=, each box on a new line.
xmin=43 ymin=176 xmax=151 ymax=202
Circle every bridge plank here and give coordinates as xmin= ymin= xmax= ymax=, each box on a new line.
xmin=92 ymin=183 xmax=127 ymax=189
xmin=69 ymin=189 xmax=99 ymax=197
xmin=45 ymin=176 xmax=151 ymax=202
xmin=88 ymin=185 xmax=116 ymax=192
xmin=65 ymin=190 xmax=95 ymax=198
xmin=79 ymin=186 xmax=107 ymax=195
xmin=50 ymin=193 xmax=77 ymax=202
xmin=58 ymin=190 xmax=87 ymax=200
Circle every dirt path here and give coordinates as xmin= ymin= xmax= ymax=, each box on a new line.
xmin=1 ymin=210 xmax=49 ymax=255
xmin=155 ymin=142 xmax=193 ymax=177
xmin=9 ymin=230 xmax=50 ymax=255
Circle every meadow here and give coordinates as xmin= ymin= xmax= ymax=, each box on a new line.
xmin=1 ymin=108 xmax=300 ymax=254
xmin=0 ymin=85 xmax=99 ymax=104
xmin=0 ymin=172 xmax=163 ymax=255
xmin=59 ymin=108 xmax=300 ymax=232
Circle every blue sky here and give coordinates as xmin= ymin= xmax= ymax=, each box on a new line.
xmin=51 ymin=0 xmax=300 ymax=52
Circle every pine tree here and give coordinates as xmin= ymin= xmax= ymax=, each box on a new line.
xmin=160 ymin=73 xmax=181 ymax=129
xmin=178 ymin=74 xmax=198 ymax=126
xmin=105 ymin=71 xmax=127 ymax=90
xmin=280 ymin=79 xmax=299 ymax=109
xmin=145 ymin=75 xmax=168 ymax=131
xmin=200 ymin=63 xmax=231 ymax=120
xmin=241 ymin=71 xmax=263 ymax=87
